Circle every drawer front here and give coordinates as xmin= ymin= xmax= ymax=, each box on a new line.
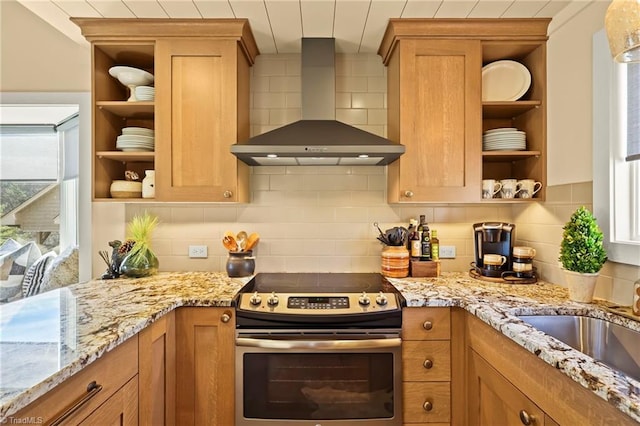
xmin=403 ymin=308 xmax=451 ymax=341
xmin=13 ymin=336 xmax=138 ymax=425
xmin=402 ymin=340 xmax=451 ymax=382
xmin=403 ymin=382 xmax=451 ymax=423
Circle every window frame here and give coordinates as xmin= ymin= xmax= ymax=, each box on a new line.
xmin=593 ymin=30 xmax=640 ymax=266
xmin=1 ymin=92 xmax=92 ymax=281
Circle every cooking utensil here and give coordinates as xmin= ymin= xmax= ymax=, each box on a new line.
xmin=223 ymin=231 xmax=238 ymax=251
xmin=237 ymin=231 xmax=248 ymax=251
xmin=373 ymin=222 xmax=390 ymax=245
xmin=245 ymin=232 xmax=260 ymax=251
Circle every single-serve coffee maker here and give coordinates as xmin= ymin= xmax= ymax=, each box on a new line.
xmin=473 ymin=222 xmax=515 ymax=277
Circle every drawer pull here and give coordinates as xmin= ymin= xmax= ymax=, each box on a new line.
xmin=423 ymin=400 xmax=433 ymax=412
xmin=422 ymin=321 xmax=433 ymax=330
xmin=50 ymin=381 xmax=103 ymax=426
xmin=221 ymin=313 xmax=231 ymax=323
xmin=423 ymin=358 xmax=433 ymax=369
xmin=519 ymin=409 xmax=533 ymax=425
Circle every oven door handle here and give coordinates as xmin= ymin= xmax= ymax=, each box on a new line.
xmin=235 ymin=337 xmax=401 ymax=350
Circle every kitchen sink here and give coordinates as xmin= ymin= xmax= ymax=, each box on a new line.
xmin=518 ymin=315 xmax=640 ymax=382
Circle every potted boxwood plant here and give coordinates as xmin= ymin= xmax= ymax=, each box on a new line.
xmin=558 ymin=206 xmax=607 ymax=302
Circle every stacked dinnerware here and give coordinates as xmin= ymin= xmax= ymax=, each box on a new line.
xmin=483 ymin=127 xmax=526 ymax=151
xmin=135 ymin=86 xmax=155 ymax=101
xmin=116 ymin=127 xmax=155 ymax=152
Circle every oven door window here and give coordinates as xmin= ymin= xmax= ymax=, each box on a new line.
xmin=242 ymin=353 xmax=395 ymax=420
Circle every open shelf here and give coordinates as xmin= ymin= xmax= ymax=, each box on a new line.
xmin=96 ymin=151 xmax=155 ymax=162
xmin=482 ymin=151 xmax=541 ymax=162
xmin=482 ymin=101 xmax=541 ymax=119
xmin=97 ymin=101 xmax=154 ymax=118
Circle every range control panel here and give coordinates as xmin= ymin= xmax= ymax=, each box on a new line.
xmin=237 ymin=292 xmax=400 ymax=315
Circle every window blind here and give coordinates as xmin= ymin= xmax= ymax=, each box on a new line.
xmin=628 ymin=62 xmax=640 ymax=161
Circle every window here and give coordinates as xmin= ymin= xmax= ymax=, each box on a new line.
xmin=593 ymin=30 xmax=640 ymax=266
xmin=0 ymin=92 xmax=91 ymax=282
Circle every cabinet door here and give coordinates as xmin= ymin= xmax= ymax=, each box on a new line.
xmin=155 ymin=39 xmax=249 ymax=202
xmin=175 ymin=307 xmax=235 ymax=425
xmin=388 ymin=39 xmax=482 ymax=202
xmin=468 ymin=349 xmax=545 ymax=426
xmin=79 ymin=376 xmax=139 ymax=426
xmin=139 ymin=311 xmax=175 ymax=426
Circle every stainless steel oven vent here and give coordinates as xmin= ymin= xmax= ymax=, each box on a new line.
xmin=230 ymin=38 xmax=405 ymax=166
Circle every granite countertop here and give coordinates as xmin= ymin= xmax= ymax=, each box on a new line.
xmin=0 ymin=271 xmax=639 ymax=423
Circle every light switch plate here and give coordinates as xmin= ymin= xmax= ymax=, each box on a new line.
xmin=189 ymin=245 xmax=208 ymax=258
xmin=439 ymin=246 xmax=456 ymax=258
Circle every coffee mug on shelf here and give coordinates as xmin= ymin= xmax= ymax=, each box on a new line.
xmin=482 ymin=179 xmax=503 ymax=199
xmin=516 ymin=179 xmax=542 ymax=198
xmin=499 ymin=179 xmax=520 ymax=199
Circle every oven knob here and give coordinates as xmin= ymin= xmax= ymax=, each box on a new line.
xmin=358 ymin=291 xmax=371 ymax=306
xmin=267 ymin=291 xmax=279 ymax=306
xmin=376 ymin=291 xmax=388 ymax=306
xmin=249 ymin=291 xmax=262 ymax=306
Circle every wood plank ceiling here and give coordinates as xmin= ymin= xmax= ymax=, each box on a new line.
xmin=17 ymin=0 xmax=590 ymax=54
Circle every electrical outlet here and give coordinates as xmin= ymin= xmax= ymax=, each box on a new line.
xmin=439 ymin=245 xmax=456 ymax=258
xmin=188 ymin=245 xmax=208 ymax=258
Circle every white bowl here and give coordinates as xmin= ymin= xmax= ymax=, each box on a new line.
xmin=110 ymin=180 xmax=142 ymax=198
xmin=109 ymin=66 xmax=154 ymax=101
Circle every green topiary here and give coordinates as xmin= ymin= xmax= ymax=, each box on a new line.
xmin=559 ymin=206 xmax=607 ymax=274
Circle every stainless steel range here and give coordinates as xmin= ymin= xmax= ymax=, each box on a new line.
xmin=234 ymin=273 xmax=404 ymax=426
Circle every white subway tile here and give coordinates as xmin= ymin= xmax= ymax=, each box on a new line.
xmin=253 ymin=92 xmax=287 ymax=109
xmin=203 ymin=206 xmax=238 ymax=222
xmin=251 ymin=108 xmax=270 ymax=125
xmin=336 ymin=108 xmax=368 ymax=125
xmin=368 ymin=76 xmax=387 ymax=93
xmin=270 ymin=76 xmax=301 ymax=93
xmin=336 ymin=93 xmax=352 ymax=108
xmin=286 ymin=93 xmax=302 ymax=108
xmin=368 ymin=108 xmax=387 ymax=125
xmin=351 ymin=58 xmax=385 ymax=77
xmin=352 ymin=93 xmax=384 ymax=109
xmin=253 ymin=58 xmax=287 ymax=76
xmin=336 ymin=76 xmax=368 ymax=93
xmin=269 ymin=108 xmax=301 ymax=125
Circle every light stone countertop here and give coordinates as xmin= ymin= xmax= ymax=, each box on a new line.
xmin=0 ymin=271 xmax=638 ymax=423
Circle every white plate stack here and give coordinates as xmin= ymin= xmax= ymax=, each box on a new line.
xmin=483 ymin=128 xmax=526 ymax=151
xmin=134 ymin=86 xmax=155 ymax=101
xmin=117 ymin=127 xmax=155 ymax=152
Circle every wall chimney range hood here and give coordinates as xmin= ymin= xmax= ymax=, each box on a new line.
xmin=231 ymin=38 xmax=405 ymax=166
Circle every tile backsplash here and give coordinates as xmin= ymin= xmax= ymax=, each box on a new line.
xmin=93 ymin=53 xmax=639 ymax=307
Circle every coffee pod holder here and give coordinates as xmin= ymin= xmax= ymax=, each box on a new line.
xmin=469 ymin=262 xmax=538 ymax=285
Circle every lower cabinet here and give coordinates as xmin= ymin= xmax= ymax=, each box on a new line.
xmin=468 ymin=349 xmax=552 ymax=426
xmin=11 ymin=336 xmax=139 ymax=425
xmin=401 ymin=308 xmax=453 ymax=425
xmin=79 ymin=376 xmax=139 ymax=425
xmin=138 ymin=310 xmax=175 ymax=426
xmin=175 ymin=307 xmax=235 ymax=425
xmin=466 ymin=313 xmax=636 ymax=425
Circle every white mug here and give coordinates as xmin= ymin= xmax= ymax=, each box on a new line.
xmin=500 ymin=179 xmax=520 ymax=199
xmin=484 ymin=254 xmax=507 ymax=266
xmin=513 ymin=246 xmax=536 ymax=258
xmin=516 ymin=179 xmax=542 ymax=199
xmin=513 ymin=262 xmax=533 ymax=272
xmin=482 ymin=179 xmax=503 ymax=199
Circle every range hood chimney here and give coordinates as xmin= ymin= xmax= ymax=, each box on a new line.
xmin=231 ymin=38 xmax=405 ymax=166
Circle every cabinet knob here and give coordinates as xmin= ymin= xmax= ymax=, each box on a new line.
xmin=223 ymin=190 xmax=233 ymax=198
xmin=403 ymin=190 xmax=414 ymax=198
xmin=422 ymin=320 xmax=433 ymax=330
xmin=221 ymin=313 xmax=231 ymax=323
xmin=519 ymin=410 xmax=533 ymax=425
xmin=423 ymin=358 xmax=433 ymax=369
xmin=423 ymin=400 xmax=433 ymax=412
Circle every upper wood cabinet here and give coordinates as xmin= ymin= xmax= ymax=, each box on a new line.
xmin=379 ymin=19 xmax=549 ymax=203
xmin=72 ymin=19 xmax=258 ymax=202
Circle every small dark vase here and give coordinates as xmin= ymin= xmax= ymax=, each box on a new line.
xmin=119 ymin=248 xmax=159 ymax=278
xmin=226 ymin=251 xmax=255 ymax=277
